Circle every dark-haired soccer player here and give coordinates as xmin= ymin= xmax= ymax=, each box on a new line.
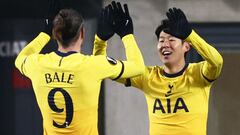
xmin=15 ymin=0 xmax=144 ymax=135
xmin=93 ymin=4 xmax=223 ymax=135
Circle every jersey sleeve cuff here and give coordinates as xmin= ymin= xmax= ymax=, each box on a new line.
xmin=40 ymin=32 xmax=51 ymax=41
xmin=95 ymin=34 xmax=108 ymax=44
xmin=122 ymin=34 xmax=137 ymax=49
xmin=185 ymin=30 xmax=198 ymax=43
xmin=122 ymin=34 xmax=135 ymax=44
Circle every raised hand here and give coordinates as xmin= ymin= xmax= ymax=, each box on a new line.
xmin=165 ymin=7 xmax=192 ymax=40
xmin=97 ymin=6 xmax=115 ymax=41
xmin=109 ymin=1 xmax=133 ymax=38
xmin=44 ymin=0 xmax=62 ymax=36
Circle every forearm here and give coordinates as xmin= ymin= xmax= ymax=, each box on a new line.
xmin=120 ymin=34 xmax=145 ymax=77
xmin=186 ymin=30 xmax=223 ymax=80
xmin=93 ymin=34 xmax=145 ymax=78
xmin=93 ymin=35 xmax=107 ymax=55
xmin=15 ymin=32 xmax=50 ymax=72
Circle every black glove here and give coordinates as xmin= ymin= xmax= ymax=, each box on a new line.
xmin=165 ymin=7 xmax=192 ymax=40
xmin=110 ymin=1 xmax=133 ymax=38
xmin=97 ymin=6 xmax=114 ymax=41
xmin=43 ymin=0 xmax=62 ymax=36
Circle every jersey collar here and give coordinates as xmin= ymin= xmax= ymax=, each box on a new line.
xmin=163 ymin=63 xmax=189 ymax=78
xmin=55 ymin=50 xmax=78 ymax=57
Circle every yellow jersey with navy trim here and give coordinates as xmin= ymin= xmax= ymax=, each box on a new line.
xmin=93 ymin=30 xmax=223 ymax=135
xmin=126 ymin=63 xmax=211 ymax=135
xmin=15 ymin=32 xmax=144 ymax=135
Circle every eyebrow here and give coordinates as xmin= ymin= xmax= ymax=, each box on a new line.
xmin=159 ymin=35 xmax=172 ymax=39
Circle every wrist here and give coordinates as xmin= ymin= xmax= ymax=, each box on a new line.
xmin=122 ymin=34 xmax=135 ymax=43
xmin=184 ymin=28 xmax=193 ymax=40
xmin=185 ymin=29 xmax=195 ymax=42
xmin=40 ymin=32 xmax=51 ymax=39
xmin=96 ymin=33 xmax=107 ymax=41
xmin=119 ymin=31 xmax=133 ymax=39
xmin=95 ymin=34 xmax=108 ymax=43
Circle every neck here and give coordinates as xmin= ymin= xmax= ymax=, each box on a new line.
xmin=57 ymin=39 xmax=82 ymax=53
xmin=164 ymin=61 xmax=186 ymax=74
xmin=58 ymin=44 xmax=81 ymax=53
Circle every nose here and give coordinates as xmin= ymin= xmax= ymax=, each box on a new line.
xmin=161 ymin=40 xmax=170 ymax=48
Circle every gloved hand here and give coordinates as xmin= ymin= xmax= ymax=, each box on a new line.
xmin=97 ymin=6 xmax=115 ymax=41
xmin=43 ymin=0 xmax=62 ymax=36
xmin=110 ymin=1 xmax=133 ymax=38
xmin=165 ymin=7 xmax=192 ymax=40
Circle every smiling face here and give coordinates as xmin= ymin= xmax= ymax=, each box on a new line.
xmin=157 ymin=31 xmax=190 ymax=67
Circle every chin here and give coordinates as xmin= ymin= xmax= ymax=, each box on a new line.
xmin=162 ymin=60 xmax=170 ymax=65
xmin=162 ymin=59 xmax=174 ymax=66
xmin=160 ymin=57 xmax=170 ymax=64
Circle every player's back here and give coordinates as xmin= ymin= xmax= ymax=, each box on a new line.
xmin=30 ymin=51 xmax=111 ymax=135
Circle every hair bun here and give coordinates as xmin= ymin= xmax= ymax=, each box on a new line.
xmin=53 ymin=9 xmax=84 ymax=47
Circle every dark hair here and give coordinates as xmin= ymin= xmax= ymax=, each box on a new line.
xmin=53 ymin=9 xmax=84 ymax=48
xmin=155 ymin=19 xmax=169 ymax=39
xmin=155 ymin=20 xmax=190 ymax=58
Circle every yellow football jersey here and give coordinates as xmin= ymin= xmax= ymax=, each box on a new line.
xmin=93 ymin=30 xmax=223 ymax=135
xmin=125 ymin=63 xmax=211 ymax=135
xmin=15 ymin=32 xmax=144 ymax=135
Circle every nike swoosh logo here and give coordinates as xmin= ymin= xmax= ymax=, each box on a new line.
xmin=125 ymin=20 xmax=129 ymax=26
xmin=165 ymin=93 xmax=173 ymax=97
xmin=45 ymin=19 xmax=49 ymax=25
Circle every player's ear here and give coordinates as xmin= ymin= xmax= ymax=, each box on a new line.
xmin=80 ymin=26 xmax=84 ymax=39
xmin=183 ymin=41 xmax=190 ymax=53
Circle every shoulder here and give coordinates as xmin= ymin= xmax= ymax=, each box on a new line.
xmin=144 ymin=65 xmax=163 ymax=79
xmin=187 ymin=61 xmax=205 ymax=71
xmin=87 ymin=55 xmax=114 ymax=63
xmin=85 ymin=55 xmax=120 ymax=68
xmin=26 ymin=53 xmax=45 ymax=63
xmin=146 ymin=65 xmax=163 ymax=74
xmin=35 ymin=52 xmax=57 ymax=62
xmin=186 ymin=62 xmax=211 ymax=84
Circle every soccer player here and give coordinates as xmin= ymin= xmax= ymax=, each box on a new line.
xmin=93 ymin=5 xmax=223 ymax=135
xmin=14 ymin=0 xmax=144 ymax=135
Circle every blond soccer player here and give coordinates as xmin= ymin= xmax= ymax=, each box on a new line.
xmin=14 ymin=1 xmax=144 ymax=134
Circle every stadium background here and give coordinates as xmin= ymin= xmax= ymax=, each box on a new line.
xmin=0 ymin=0 xmax=240 ymax=135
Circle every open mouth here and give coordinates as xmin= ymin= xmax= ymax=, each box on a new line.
xmin=162 ymin=51 xmax=172 ymax=56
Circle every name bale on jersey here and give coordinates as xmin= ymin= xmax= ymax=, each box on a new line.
xmin=45 ymin=72 xmax=74 ymax=84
